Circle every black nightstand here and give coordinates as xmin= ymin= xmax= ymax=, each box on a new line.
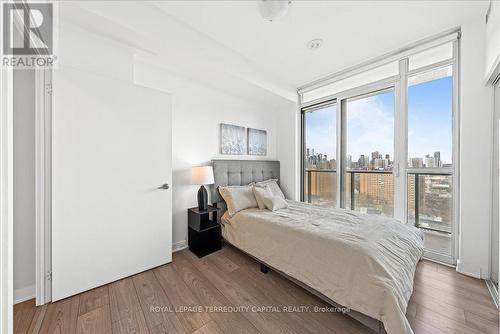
xmin=188 ymin=206 xmax=222 ymax=257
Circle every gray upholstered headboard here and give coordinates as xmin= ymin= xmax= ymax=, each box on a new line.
xmin=210 ymin=159 xmax=280 ymax=204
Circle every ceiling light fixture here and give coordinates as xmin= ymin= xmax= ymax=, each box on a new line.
xmin=306 ymin=39 xmax=323 ymax=50
xmin=258 ymin=0 xmax=292 ymax=22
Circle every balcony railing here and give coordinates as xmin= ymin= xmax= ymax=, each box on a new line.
xmin=304 ymin=169 xmax=452 ymax=234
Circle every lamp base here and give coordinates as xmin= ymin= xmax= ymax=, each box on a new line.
xmin=197 ymin=185 xmax=208 ymax=211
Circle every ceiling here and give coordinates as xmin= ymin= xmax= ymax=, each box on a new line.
xmin=155 ymin=1 xmax=489 ymax=88
xmin=63 ymin=1 xmax=489 ymax=108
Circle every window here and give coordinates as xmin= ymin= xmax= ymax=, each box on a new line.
xmin=343 ymin=90 xmax=395 ymax=217
xmin=300 ymin=34 xmax=458 ymax=264
xmin=303 ymin=102 xmax=337 ymax=207
xmin=407 ymin=65 xmax=454 ymax=238
xmin=407 ymin=66 xmax=453 ymax=169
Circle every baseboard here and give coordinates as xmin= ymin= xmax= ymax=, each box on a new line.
xmin=456 ymin=260 xmax=482 ymax=279
xmin=172 ymin=240 xmax=187 ymax=253
xmin=14 ymin=284 xmax=35 ymax=304
xmin=423 ymin=250 xmax=455 ymax=266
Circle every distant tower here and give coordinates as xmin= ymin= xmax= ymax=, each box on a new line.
xmin=425 ymin=154 xmax=436 ymax=168
xmin=358 ymin=155 xmax=366 ymax=168
xmin=410 ymin=157 xmax=423 ymax=168
xmin=433 ymin=151 xmax=441 ymax=167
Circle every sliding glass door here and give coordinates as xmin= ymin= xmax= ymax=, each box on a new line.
xmin=300 ymin=37 xmax=459 ymax=265
xmin=303 ymin=101 xmax=337 ymax=207
xmin=343 ymin=90 xmax=395 ymax=217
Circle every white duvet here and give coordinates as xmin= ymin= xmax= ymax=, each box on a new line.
xmin=221 ymin=200 xmax=424 ymax=334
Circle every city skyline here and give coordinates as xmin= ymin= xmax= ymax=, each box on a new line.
xmin=306 ymin=148 xmax=449 ymax=170
xmin=305 ymin=76 xmax=453 ymax=165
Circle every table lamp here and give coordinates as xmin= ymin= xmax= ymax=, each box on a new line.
xmin=191 ymin=166 xmax=214 ymax=211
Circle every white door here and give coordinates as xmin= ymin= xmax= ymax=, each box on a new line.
xmin=51 ymin=68 xmax=172 ymax=301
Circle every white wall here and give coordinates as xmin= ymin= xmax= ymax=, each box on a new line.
xmin=458 ymin=18 xmax=494 ymax=279
xmin=13 ymin=70 xmax=36 ymax=303
xmin=486 ymin=0 xmax=500 ymax=81
xmin=276 ymin=103 xmax=300 ymax=201
xmin=134 ymin=60 xmax=283 ymax=250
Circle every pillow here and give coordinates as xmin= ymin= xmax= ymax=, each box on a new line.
xmin=261 ymin=195 xmax=289 ymax=212
xmin=218 ymin=185 xmax=258 ymax=217
xmin=254 ymin=179 xmax=286 ymax=199
xmin=253 ymin=185 xmax=273 ymax=209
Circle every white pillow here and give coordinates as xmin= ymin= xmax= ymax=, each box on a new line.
xmin=253 ymin=185 xmax=273 ymax=209
xmin=255 ymin=179 xmax=285 ymax=199
xmin=262 ymin=195 xmax=289 ymax=212
xmin=218 ymin=185 xmax=258 ymax=217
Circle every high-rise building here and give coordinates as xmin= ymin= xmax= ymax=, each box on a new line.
xmin=374 ymin=158 xmax=389 ymax=170
xmin=410 ymin=157 xmax=423 ymax=168
xmin=425 ymin=154 xmax=436 ymax=168
xmin=358 ymin=154 xmax=368 ymax=169
xmin=371 ymin=151 xmax=381 ymax=163
xmin=434 ymin=151 xmax=442 ymax=168
xmin=359 ymin=173 xmax=394 ymax=205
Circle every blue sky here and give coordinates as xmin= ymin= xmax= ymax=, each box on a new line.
xmin=305 ymin=76 xmax=453 ymax=164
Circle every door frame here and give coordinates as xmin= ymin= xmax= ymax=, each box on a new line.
xmin=486 ymin=70 xmax=500 ymax=308
xmin=0 ymin=65 xmax=14 ymax=332
xmin=35 ymin=69 xmax=52 ymax=305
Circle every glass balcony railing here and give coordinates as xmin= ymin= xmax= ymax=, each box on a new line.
xmin=407 ymin=173 xmax=452 ymax=234
xmin=304 ymin=169 xmax=337 ymax=207
xmin=344 ymin=170 xmax=394 ymax=217
xmin=304 ymin=169 xmax=453 ymax=234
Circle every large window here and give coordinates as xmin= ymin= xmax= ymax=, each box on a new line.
xmin=300 ymin=35 xmax=458 ymax=264
xmin=407 ymin=66 xmax=454 ymax=235
xmin=343 ymin=90 xmax=395 ymax=217
xmin=303 ymin=102 xmax=337 ymax=207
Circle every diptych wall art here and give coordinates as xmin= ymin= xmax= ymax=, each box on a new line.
xmin=220 ymin=123 xmax=267 ymax=156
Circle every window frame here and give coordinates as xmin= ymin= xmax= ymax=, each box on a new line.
xmin=299 ymin=36 xmax=460 ymax=265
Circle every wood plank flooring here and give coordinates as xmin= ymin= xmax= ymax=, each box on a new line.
xmin=14 ymin=245 xmax=499 ymax=334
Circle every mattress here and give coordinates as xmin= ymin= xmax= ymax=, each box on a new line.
xmin=221 ymin=200 xmax=424 ymax=334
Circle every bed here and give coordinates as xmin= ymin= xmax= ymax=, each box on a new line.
xmin=211 ymin=160 xmax=424 ymax=334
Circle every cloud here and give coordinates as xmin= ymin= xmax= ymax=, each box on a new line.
xmin=346 ymin=95 xmax=394 ymax=159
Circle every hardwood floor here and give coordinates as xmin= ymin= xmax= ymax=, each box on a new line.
xmin=14 ymin=245 xmax=499 ymax=334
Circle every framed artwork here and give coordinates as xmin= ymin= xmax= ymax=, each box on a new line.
xmin=247 ymin=128 xmax=267 ymax=156
xmin=220 ymin=123 xmax=246 ymax=155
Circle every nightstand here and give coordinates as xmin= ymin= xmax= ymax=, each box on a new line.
xmin=188 ymin=206 xmax=222 ymax=257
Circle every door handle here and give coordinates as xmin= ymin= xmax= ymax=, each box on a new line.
xmin=158 ymin=183 xmax=170 ymax=190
